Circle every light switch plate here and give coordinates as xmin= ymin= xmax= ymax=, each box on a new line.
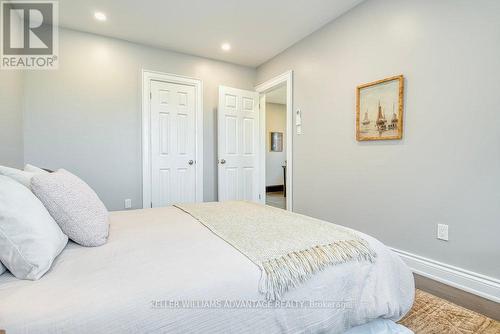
xmin=124 ymin=199 xmax=132 ymax=209
xmin=296 ymin=109 xmax=303 ymax=135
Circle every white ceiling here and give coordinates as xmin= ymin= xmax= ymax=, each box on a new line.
xmin=266 ymin=85 xmax=287 ymax=105
xmin=57 ymin=0 xmax=363 ymax=67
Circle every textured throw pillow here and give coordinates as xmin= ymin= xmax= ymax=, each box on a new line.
xmin=0 ymin=176 xmax=68 ymax=280
xmin=31 ymin=169 xmax=109 ymax=247
xmin=0 ymin=165 xmax=49 ymax=188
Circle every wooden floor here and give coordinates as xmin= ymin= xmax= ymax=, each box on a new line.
xmin=414 ymin=274 xmax=500 ymax=321
xmin=266 ymin=191 xmax=286 ymax=209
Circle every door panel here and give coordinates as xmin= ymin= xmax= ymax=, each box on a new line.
xmin=243 ymin=167 xmax=254 ymax=200
xmin=159 ymin=112 xmax=170 ymax=155
xmin=151 ymin=80 xmax=196 ymax=207
xmin=177 ymin=113 xmax=188 ymax=154
xmin=218 ymin=86 xmax=260 ymax=202
xmin=159 ymin=168 xmax=171 ymax=206
xmin=243 ymin=118 xmax=255 ymax=154
xmin=225 ymin=167 xmax=239 ymax=200
xmin=225 ymin=116 xmax=238 ymax=154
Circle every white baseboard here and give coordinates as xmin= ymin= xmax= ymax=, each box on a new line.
xmin=391 ymin=248 xmax=500 ymax=303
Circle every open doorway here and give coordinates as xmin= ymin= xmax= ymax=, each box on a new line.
xmin=264 ymin=85 xmax=287 ymax=209
xmin=255 ymin=71 xmax=293 ymax=211
xmin=217 ymin=71 xmax=292 ymax=210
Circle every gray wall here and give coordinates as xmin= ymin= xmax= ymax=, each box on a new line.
xmin=257 ymin=0 xmax=500 ymax=278
xmin=24 ymin=28 xmax=256 ymax=210
xmin=0 ymin=71 xmax=24 ymax=168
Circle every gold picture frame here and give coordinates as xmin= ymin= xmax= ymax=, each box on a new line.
xmin=356 ymin=75 xmax=404 ymax=141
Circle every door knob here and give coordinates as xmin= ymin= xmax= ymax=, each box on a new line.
xmin=220 ymin=159 xmax=226 ymax=165
xmin=188 ymin=160 xmax=194 ymax=165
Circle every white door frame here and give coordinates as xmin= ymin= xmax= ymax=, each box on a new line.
xmin=255 ymin=70 xmax=293 ymax=211
xmin=142 ymin=69 xmax=204 ymax=208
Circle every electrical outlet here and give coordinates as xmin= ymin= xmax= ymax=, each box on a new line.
xmin=124 ymin=199 xmax=132 ymax=209
xmin=437 ymin=224 xmax=449 ymax=241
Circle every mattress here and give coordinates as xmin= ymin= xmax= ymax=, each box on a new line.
xmin=0 ymin=206 xmax=414 ymax=333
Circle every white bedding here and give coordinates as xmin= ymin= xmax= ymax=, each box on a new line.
xmin=0 ymin=206 xmax=414 ymax=333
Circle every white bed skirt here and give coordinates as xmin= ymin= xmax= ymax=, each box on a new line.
xmin=346 ymin=319 xmax=413 ymax=334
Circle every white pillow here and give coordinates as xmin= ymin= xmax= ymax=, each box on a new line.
xmin=0 ymin=165 xmax=35 ymax=188
xmin=0 ymin=176 xmax=68 ymax=280
xmin=0 ymin=165 xmax=48 ymax=188
xmin=24 ymin=164 xmax=50 ymax=174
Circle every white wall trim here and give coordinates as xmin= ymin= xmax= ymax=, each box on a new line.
xmin=255 ymin=70 xmax=294 ymax=211
xmin=142 ymin=69 xmax=204 ymax=208
xmin=391 ymin=247 xmax=500 ymax=303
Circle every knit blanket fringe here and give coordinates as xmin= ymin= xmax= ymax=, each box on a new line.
xmin=259 ymin=239 xmax=376 ymax=300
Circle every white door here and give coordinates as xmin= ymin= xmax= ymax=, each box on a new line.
xmin=218 ymin=86 xmax=260 ymax=202
xmin=150 ymin=80 xmax=196 ymax=207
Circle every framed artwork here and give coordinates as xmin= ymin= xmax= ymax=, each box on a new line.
xmin=356 ymin=75 xmax=404 ymax=141
xmin=270 ymin=132 xmax=283 ymax=152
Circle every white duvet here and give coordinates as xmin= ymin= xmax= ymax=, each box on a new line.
xmin=0 ymin=207 xmax=414 ymax=333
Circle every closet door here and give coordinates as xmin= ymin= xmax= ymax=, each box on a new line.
xmin=150 ymin=80 xmax=196 ymax=207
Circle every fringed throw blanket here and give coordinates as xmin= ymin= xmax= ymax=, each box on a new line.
xmin=175 ymin=201 xmax=376 ymax=300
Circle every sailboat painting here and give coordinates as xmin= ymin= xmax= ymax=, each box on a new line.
xmin=356 ymin=75 xmax=404 ymax=141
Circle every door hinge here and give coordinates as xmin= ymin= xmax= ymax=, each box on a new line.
xmin=150 ymin=92 xmax=152 ymax=99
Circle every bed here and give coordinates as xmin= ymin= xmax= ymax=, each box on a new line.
xmin=0 ymin=206 xmax=414 ymax=333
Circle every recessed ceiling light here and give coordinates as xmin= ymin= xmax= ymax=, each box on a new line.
xmin=221 ymin=43 xmax=231 ymax=51
xmin=94 ymin=12 xmax=107 ymax=22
